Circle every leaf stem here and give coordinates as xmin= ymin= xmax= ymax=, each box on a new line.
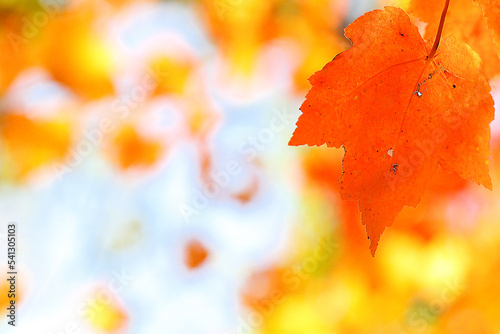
xmin=427 ymin=0 xmax=451 ymax=59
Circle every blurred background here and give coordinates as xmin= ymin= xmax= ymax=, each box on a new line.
xmin=1 ymin=0 xmax=500 ymax=333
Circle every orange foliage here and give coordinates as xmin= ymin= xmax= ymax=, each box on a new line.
xmin=39 ymin=7 xmax=114 ymax=99
xmin=197 ymin=0 xmax=347 ymax=87
xmin=273 ymin=0 xmax=348 ymax=92
xmin=148 ymin=55 xmax=194 ymax=96
xmin=184 ymin=239 xmax=209 ymax=269
xmin=197 ymin=0 xmax=275 ymax=75
xmin=290 ymin=7 xmax=494 ymax=255
xmin=111 ymin=125 xmax=162 ymax=170
xmin=0 ymin=16 xmax=40 ymax=93
xmin=0 ymin=113 xmax=71 ymax=179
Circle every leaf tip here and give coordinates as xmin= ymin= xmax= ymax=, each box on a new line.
xmin=364 ymin=217 xmax=386 ymax=257
xmin=369 ymin=240 xmax=379 ymax=257
xmin=484 ymin=179 xmax=493 ymax=191
xmin=288 ymin=134 xmax=300 ymax=146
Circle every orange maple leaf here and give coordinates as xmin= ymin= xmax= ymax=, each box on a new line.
xmin=289 ymin=6 xmax=494 ymax=255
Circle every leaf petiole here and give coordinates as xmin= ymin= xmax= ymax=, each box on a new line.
xmin=427 ymin=0 xmax=451 ymax=59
